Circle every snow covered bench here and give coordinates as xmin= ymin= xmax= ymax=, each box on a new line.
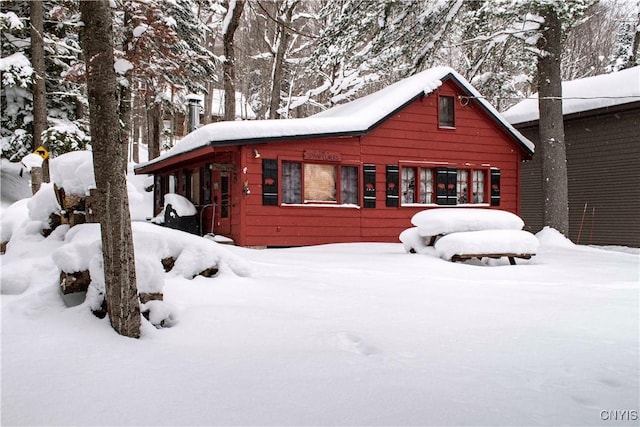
xmin=412 ymin=208 xmax=525 ymax=243
xmin=434 ymin=229 xmax=538 ymax=265
xmin=399 ymin=208 xmax=537 ymax=264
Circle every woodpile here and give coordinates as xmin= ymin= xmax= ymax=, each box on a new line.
xmin=60 ymin=270 xmax=91 ymax=294
xmin=49 ymin=184 xmax=98 ymax=230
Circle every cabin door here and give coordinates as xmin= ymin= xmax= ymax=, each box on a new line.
xmin=212 ymin=170 xmax=231 ymax=236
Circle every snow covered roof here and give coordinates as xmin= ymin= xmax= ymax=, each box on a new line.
xmin=139 ymin=66 xmax=534 ymax=171
xmin=502 ymin=66 xmax=640 ymax=125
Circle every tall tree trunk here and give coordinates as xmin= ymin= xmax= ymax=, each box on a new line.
xmin=203 ymin=29 xmax=216 ymax=125
xmin=119 ymin=7 xmax=133 ymax=162
xmin=145 ymin=85 xmax=161 ymax=160
xmin=132 ymin=88 xmax=140 ymax=163
xmin=79 ymin=0 xmax=141 ymax=338
xmin=30 ymin=0 xmax=49 ymax=181
xmin=268 ymin=3 xmax=295 ymax=119
xmin=268 ymin=30 xmax=285 ymax=119
xmin=203 ymin=80 xmax=214 ymax=125
xmin=537 ymin=6 xmax=569 ymax=236
xmin=222 ymin=0 xmax=244 ymax=121
xmin=148 ymin=103 xmax=161 ymax=160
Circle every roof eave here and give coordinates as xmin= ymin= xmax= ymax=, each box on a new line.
xmin=444 ymin=73 xmax=535 ymax=157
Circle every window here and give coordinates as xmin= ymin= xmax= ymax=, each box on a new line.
xmin=419 ymin=168 xmax=433 ymax=203
xmin=341 ymin=166 xmax=358 ymax=205
xmin=201 ymin=166 xmax=211 ymax=204
xmin=472 ymin=170 xmax=485 ymax=203
xmin=282 ymin=162 xmax=302 ymax=204
xmin=402 ymin=167 xmax=416 ymax=204
xmin=304 ymin=164 xmax=336 ymax=202
xmin=401 ymin=167 xmax=434 ymax=205
xmin=439 ymin=95 xmax=455 ymax=127
xmin=273 ymin=160 xmax=358 ymax=205
xmin=400 ymin=166 xmax=490 ymax=206
xmin=190 ymin=168 xmax=200 ymax=205
xmin=220 ymin=172 xmax=229 ymax=218
xmin=169 ymin=174 xmax=177 ymax=194
xmin=456 ymin=169 xmax=487 ymax=205
xmin=456 ymin=169 xmax=468 ymax=204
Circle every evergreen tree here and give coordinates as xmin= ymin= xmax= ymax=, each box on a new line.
xmin=1 ymin=1 xmax=88 ymax=162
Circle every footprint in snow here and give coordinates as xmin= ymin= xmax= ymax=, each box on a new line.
xmin=334 ymin=332 xmax=379 ymax=357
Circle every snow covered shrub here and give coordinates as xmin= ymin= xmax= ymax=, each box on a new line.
xmin=1 ymin=129 xmax=32 ymax=161
xmin=42 ymin=119 xmax=90 ymax=157
xmin=0 ymin=50 xmax=35 ymax=161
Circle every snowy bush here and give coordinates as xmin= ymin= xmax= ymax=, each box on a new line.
xmin=42 ymin=119 xmax=90 ymax=157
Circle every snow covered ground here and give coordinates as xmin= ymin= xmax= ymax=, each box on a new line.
xmin=2 ymin=229 xmax=638 ymax=425
xmin=1 ymin=159 xmax=639 ymax=426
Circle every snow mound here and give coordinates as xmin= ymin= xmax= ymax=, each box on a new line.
xmin=1 ymin=198 xmax=29 ymax=243
xmin=141 ymin=300 xmax=178 ymax=328
xmin=0 ymin=159 xmax=32 ymax=208
xmin=143 ymin=223 xmax=252 ymax=279
xmin=20 ymin=153 xmax=44 ymax=171
xmin=27 ymin=182 xmax=61 ymax=225
xmin=411 ymin=208 xmax=524 ymax=236
xmin=152 ymin=193 xmax=196 ymax=224
xmin=535 ymin=226 xmax=576 ymax=248
xmin=50 ymin=151 xmax=96 ymax=195
xmin=398 ymin=227 xmax=428 ymax=253
xmin=52 ymin=222 xmax=252 ymax=283
xmin=435 ymin=229 xmax=539 ymax=260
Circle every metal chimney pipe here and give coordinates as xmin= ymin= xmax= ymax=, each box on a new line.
xmin=186 ymin=94 xmax=201 ymax=133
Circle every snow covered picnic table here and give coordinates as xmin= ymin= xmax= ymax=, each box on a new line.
xmin=400 ymin=208 xmax=538 ymax=265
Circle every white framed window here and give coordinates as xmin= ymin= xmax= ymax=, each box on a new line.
xmin=420 ymin=168 xmax=433 ymax=204
xmin=402 ymin=167 xmax=416 ymax=204
xmin=400 ymin=167 xmax=434 ymax=205
xmin=472 ymin=170 xmax=485 ymax=203
xmin=456 ymin=169 xmax=469 ymax=204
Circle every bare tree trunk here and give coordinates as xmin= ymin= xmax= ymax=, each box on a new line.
xmin=537 ymin=6 xmax=569 ymax=236
xmin=119 ymin=7 xmax=133 ymax=162
xmin=203 ymin=80 xmax=214 ymax=125
xmin=79 ymin=0 xmax=141 ymax=338
xmin=630 ymin=12 xmax=640 ymax=67
xmin=147 ymin=101 xmax=161 ymax=159
xmin=222 ymin=0 xmax=245 ymax=121
xmin=132 ymin=88 xmax=140 ymax=163
xmin=30 ymin=0 xmax=49 ymax=181
xmin=203 ymin=29 xmax=216 ymax=125
xmin=268 ymin=1 xmax=296 ymax=119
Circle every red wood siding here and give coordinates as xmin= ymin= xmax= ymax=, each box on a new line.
xmin=143 ymin=79 xmax=526 ymax=247
xmin=235 ymin=80 xmax=524 ymax=247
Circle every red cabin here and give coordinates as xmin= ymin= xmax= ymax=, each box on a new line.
xmin=135 ymin=67 xmax=534 ymax=247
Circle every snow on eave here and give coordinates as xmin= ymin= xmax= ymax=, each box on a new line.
xmin=502 ymin=66 xmax=640 ymax=125
xmin=136 ymin=66 xmax=534 ymax=173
